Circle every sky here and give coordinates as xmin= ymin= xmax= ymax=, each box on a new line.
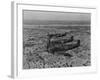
xmin=23 ymin=10 xmax=91 ymax=25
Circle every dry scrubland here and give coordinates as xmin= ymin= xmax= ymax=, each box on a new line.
xmin=23 ymin=25 xmax=91 ymax=69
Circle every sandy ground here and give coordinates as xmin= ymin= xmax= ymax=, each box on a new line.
xmin=23 ymin=25 xmax=91 ymax=69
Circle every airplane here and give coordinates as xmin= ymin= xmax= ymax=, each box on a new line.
xmin=46 ymin=36 xmax=74 ymax=52
xmin=47 ymin=32 xmax=67 ymax=39
xmin=47 ymin=40 xmax=80 ymax=54
xmin=50 ymin=36 xmax=74 ymax=43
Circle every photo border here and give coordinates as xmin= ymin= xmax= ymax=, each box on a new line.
xmin=11 ymin=2 xmax=97 ymax=78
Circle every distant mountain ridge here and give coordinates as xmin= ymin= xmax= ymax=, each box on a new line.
xmin=23 ymin=24 xmax=90 ymax=31
xmin=24 ymin=20 xmax=90 ymax=25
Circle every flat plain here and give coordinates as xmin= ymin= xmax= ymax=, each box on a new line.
xmin=23 ymin=25 xmax=90 ymax=69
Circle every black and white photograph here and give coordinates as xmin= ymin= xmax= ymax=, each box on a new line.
xmin=23 ymin=10 xmax=91 ymax=69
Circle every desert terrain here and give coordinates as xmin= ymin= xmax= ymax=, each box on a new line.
xmin=23 ymin=25 xmax=91 ymax=69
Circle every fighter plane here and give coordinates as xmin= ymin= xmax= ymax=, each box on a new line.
xmin=47 ymin=32 xmax=67 ymax=39
xmin=48 ymin=40 xmax=80 ymax=54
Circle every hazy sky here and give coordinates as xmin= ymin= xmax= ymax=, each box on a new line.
xmin=23 ymin=10 xmax=91 ymax=25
